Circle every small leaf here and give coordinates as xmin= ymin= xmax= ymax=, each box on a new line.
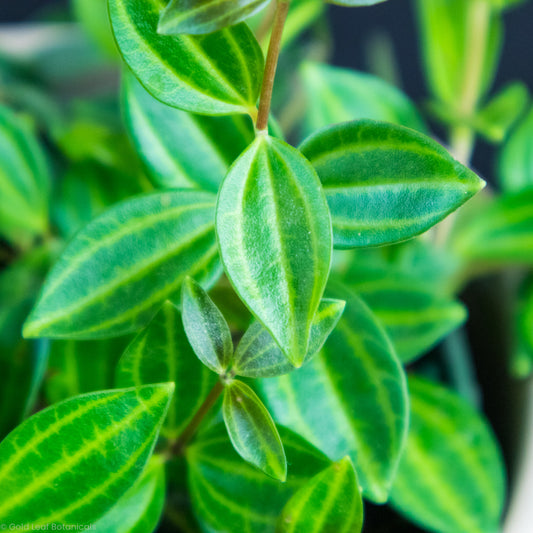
xmin=498 ymin=105 xmax=533 ymax=192
xmin=182 ymin=276 xmax=233 ymax=374
xmin=258 ymin=285 xmax=409 ymax=503
xmin=93 ymin=457 xmax=166 ymax=532
xmin=109 ymin=0 xmax=263 ymax=115
xmin=223 ymin=379 xmax=287 ymax=481
xmin=0 ymin=104 xmax=50 ymax=246
xmin=299 ymin=120 xmax=485 ymax=248
xmin=511 ymin=275 xmax=533 ymax=377
xmin=277 ymin=457 xmax=363 ymax=533
xmin=391 ymin=376 xmax=506 ymax=533
xmin=453 ymin=189 xmax=533 ymax=264
xmin=116 ymin=301 xmax=218 ymax=438
xmin=158 ymin=0 xmax=271 ymax=35
xmin=23 ymin=190 xmax=221 ymax=339
xmin=216 ymin=135 xmax=332 ymax=366
xmin=0 ymin=383 xmax=174 ymax=526
xmin=233 ymin=298 xmax=345 ymax=377
xmin=187 ymin=424 xmax=331 ymax=532
xmin=122 ymin=72 xmax=255 ymax=192
xmin=300 ymin=61 xmax=426 ymax=137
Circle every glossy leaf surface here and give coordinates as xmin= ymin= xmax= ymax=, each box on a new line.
xmin=217 ymin=135 xmax=332 ymax=366
xmin=277 ymin=457 xmax=363 ymax=533
xmin=391 ymin=376 xmax=506 ymax=533
xmin=24 ymin=190 xmax=221 ymax=339
xmin=109 ymin=0 xmax=263 ymax=115
xmin=159 ymin=0 xmax=270 ymax=35
xmin=93 ymin=457 xmax=165 ymax=533
xmin=300 ymin=62 xmax=426 ymax=137
xmin=233 ymin=298 xmax=345 ymax=377
xmin=182 ymin=277 xmax=233 ymax=374
xmin=116 ymin=301 xmax=217 ymax=438
xmin=0 ymin=384 xmax=174 ymax=526
xmin=454 ymin=189 xmax=533 ymax=264
xmin=300 ymin=120 xmax=485 ymax=248
xmin=0 ymin=104 xmax=50 ymax=246
xmin=122 ymin=73 xmax=254 ymax=192
xmin=258 ymin=287 xmax=408 ymax=503
xmin=187 ymin=424 xmax=331 ymax=532
xmin=223 ymin=379 xmax=287 ymax=481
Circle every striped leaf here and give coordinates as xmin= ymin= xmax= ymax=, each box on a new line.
xmin=258 ymin=286 xmax=408 ymax=503
xmin=93 ymin=457 xmax=166 ymax=533
xmin=216 ymin=135 xmax=332 ymax=367
xmin=299 ymin=120 xmax=485 ymax=248
xmin=116 ymin=301 xmax=217 ymax=438
xmin=187 ymin=423 xmax=331 ymax=532
xmin=223 ymin=379 xmax=287 ymax=481
xmin=343 ymin=262 xmax=467 ymax=363
xmin=391 ymin=376 xmax=506 ymax=533
xmin=0 ymin=383 xmax=174 ymax=526
xmin=109 ymin=0 xmax=263 ymax=116
xmin=300 ymin=62 xmax=426 ymax=138
xmin=158 ymin=0 xmax=271 ymax=35
xmin=23 ymin=190 xmax=222 ymax=339
xmin=277 ymin=457 xmax=363 ymax=533
xmin=453 ymin=189 xmax=533 ymax=264
xmin=182 ymin=276 xmax=234 ymax=374
xmin=46 ymin=337 xmax=131 ymax=404
xmin=233 ymin=298 xmax=345 ymax=378
xmin=0 ymin=104 xmax=50 ymax=246
xmin=511 ymin=275 xmax=533 ymax=377
xmin=498 ymin=105 xmax=533 ymax=192
xmin=122 ymin=72 xmax=254 ymax=192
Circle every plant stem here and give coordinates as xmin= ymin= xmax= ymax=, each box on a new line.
xmin=255 ymin=0 xmax=290 ymax=133
xmin=170 ymin=380 xmax=224 ymax=455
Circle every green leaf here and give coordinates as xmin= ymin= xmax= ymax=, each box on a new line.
xmin=223 ymin=379 xmax=287 ymax=481
xmin=182 ymin=276 xmax=234 ymax=374
xmin=0 ymin=104 xmax=50 ymax=246
xmin=187 ymin=423 xmax=331 ymax=532
xmin=233 ymin=298 xmax=345 ymax=377
xmin=258 ymin=286 xmax=408 ymax=503
xmin=300 ymin=120 xmax=484 ymax=248
xmin=453 ymin=189 xmax=533 ymax=264
xmin=109 ymin=0 xmax=263 ymax=115
xmin=216 ymin=135 xmax=332 ymax=366
xmin=498 ymin=105 xmax=533 ymax=192
xmin=116 ymin=300 xmax=217 ymax=438
xmin=511 ymin=275 xmax=533 ymax=377
xmin=23 ymin=190 xmax=221 ymax=339
xmin=299 ymin=62 xmax=426 ymax=138
xmin=0 ymin=383 xmax=174 ymax=526
xmin=277 ymin=457 xmax=363 ymax=533
xmin=93 ymin=457 xmax=166 ymax=533
xmin=122 ymin=72 xmax=254 ymax=192
xmin=343 ymin=261 xmax=467 ymax=363
xmin=74 ymin=0 xmax=118 ymax=57
xmin=391 ymin=376 xmax=506 ymax=533
xmin=158 ymin=0 xmax=271 ymax=35
xmin=46 ymin=337 xmax=131 ymax=404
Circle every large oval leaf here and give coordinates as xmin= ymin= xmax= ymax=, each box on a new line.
xmin=158 ymin=0 xmax=270 ymax=35
xmin=299 ymin=120 xmax=485 ymax=248
xmin=109 ymin=0 xmax=263 ymax=115
xmin=0 ymin=104 xmax=50 ymax=246
xmin=216 ymin=135 xmax=332 ymax=366
xmin=300 ymin=61 xmax=426 ymax=137
xmin=187 ymin=423 xmax=331 ymax=532
xmin=277 ymin=456 xmax=363 ymax=533
xmin=258 ymin=286 xmax=408 ymax=503
xmin=116 ymin=301 xmax=217 ymax=439
xmin=391 ymin=376 xmax=506 ymax=533
xmin=23 ymin=190 xmax=221 ymax=339
xmin=0 ymin=383 xmax=174 ymax=526
xmin=122 ymin=72 xmax=254 ymax=192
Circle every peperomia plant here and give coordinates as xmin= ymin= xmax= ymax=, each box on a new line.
xmin=1 ymin=0 xmax=532 ymax=531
